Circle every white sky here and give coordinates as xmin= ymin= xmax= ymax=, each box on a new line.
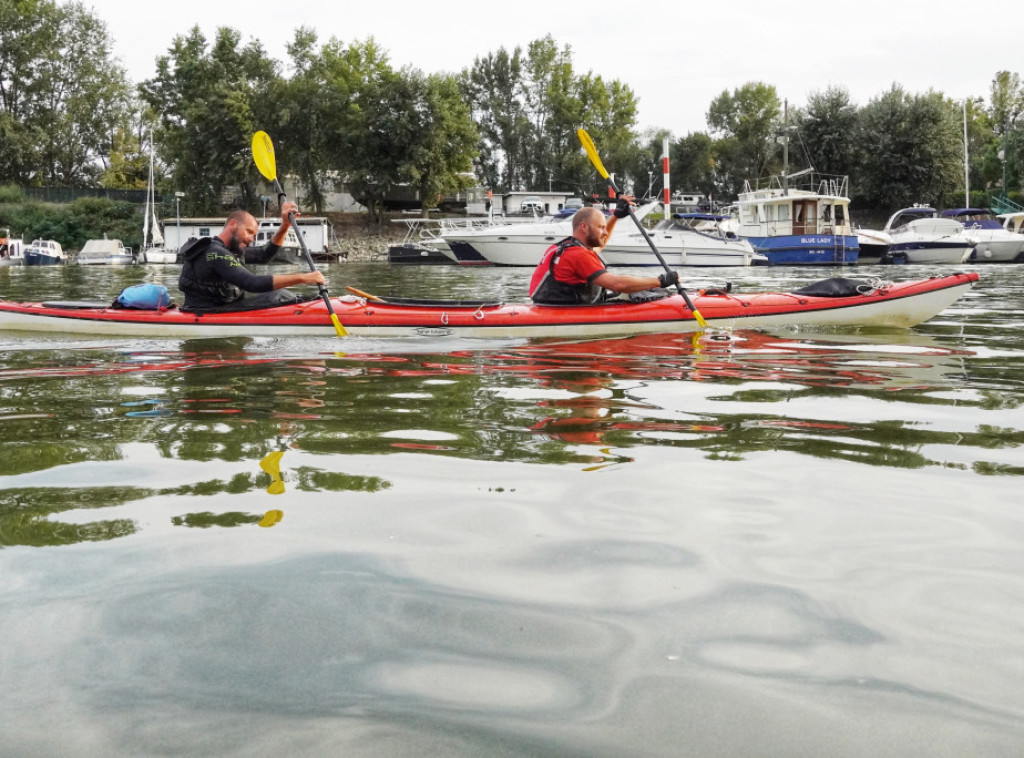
xmin=90 ymin=0 xmax=1017 ymax=137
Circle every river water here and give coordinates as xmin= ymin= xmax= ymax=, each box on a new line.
xmin=1 ymin=261 xmax=1023 ymax=756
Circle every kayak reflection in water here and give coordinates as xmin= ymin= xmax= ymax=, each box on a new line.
xmin=178 ymin=201 xmax=326 ymax=313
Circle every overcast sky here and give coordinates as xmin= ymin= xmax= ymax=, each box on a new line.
xmin=91 ymin=0 xmax=1016 ymax=136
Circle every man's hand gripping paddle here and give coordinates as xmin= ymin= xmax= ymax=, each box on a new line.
xmin=252 ymin=131 xmax=347 ymax=337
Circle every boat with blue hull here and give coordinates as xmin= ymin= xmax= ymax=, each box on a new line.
xmin=725 ymin=171 xmax=859 ymax=265
xmin=24 ymin=239 xmax=66 ymax=265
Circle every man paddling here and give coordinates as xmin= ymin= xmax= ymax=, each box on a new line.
xmin=529 ymin=201 xmax=680 ymax=304
xmin=178 ymin=202 xmax=326 ymax=312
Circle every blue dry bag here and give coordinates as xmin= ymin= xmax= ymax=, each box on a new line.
xmin=116 ymin=283 xmax=172 ymax=310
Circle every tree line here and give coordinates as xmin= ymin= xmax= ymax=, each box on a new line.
xmin=2 ymin=0 xmax=1022 ymax=228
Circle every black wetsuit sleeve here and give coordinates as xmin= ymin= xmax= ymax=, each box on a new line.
xmin=206 ymin=249 xmax=275 ymax=293
xmin=246 ymin=242 xmax=280 ymax=265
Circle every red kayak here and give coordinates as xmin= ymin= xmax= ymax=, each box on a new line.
xmin=0 ymin=273 xmax=978 ymax=339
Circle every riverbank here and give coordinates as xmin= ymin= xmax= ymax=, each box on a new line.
xmin=328 ymin=213 xmax=417 ymax=263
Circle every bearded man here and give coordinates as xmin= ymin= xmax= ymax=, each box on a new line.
xmin=178 ymin=201 xmax=326 ymax=312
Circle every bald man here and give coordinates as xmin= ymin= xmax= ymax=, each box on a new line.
xmin=178 ymin=201 xmax=326 ymax=312
xmin=529 ymin=203 xmax=679 ymax=304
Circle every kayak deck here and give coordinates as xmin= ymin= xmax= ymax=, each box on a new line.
xmin=0 ymin=272 xmax=979 ymax=338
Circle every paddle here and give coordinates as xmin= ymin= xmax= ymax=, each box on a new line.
xmin=251 ymin=131 xmax=347 ymax=337
xmin=576 ymin=128 xmax=707 ymax=328
xmin=259 ymin=450 xmax=286 ymax=495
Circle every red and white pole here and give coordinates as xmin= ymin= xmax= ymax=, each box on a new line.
xmin=662 ymin=137 xmax=671 ymax=215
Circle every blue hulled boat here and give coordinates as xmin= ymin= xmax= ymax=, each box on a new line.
xmin=724 ymin=171 xmax=859 ymax=265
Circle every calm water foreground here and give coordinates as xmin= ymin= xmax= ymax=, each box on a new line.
xmin=1 ymin=261 xmax=1023 ymax=756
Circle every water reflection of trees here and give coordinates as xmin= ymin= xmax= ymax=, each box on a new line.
xmin=3 ymin=330 xmax=1022 ymax=549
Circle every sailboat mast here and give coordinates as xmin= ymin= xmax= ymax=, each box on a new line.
xmin=143 ymin=131 xmax=152 ymax=247
xmin=963 ymin=100 xmax=970 ymax=205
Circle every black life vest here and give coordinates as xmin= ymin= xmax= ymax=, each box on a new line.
xmin=531 ymin=237 xmax=606 ymax=305
xmin=178 ymin=237 xmax=244 ymax=308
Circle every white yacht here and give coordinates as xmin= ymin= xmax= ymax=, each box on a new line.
xmin=940 ymin=208 xmax=1024 ymax=263
xmin=440 ymin=203 xmax=765 ymax=268
xmin=880 ymin=207 xmax=977 ymax=264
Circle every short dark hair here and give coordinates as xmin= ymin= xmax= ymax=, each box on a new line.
xmin=226 ymin=209 xmax=253 ymax=226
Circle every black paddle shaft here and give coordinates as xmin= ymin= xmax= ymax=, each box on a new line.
xmin=620 ymin=201 xmax=701 ymax=314
xmin=273 ymin=182 xmax=331 ymax=301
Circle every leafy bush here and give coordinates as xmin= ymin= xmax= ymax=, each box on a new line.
xmin=0 ymin=197 xmax=142 ymax=250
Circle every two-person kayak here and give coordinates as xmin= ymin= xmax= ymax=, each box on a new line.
xmin=0 ymin=273 xmax=978 ymax=339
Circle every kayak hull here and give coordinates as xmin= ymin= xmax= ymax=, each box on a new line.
xmin=0 ymin=273 xmax=979 ymax=339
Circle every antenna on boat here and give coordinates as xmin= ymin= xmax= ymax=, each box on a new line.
xmin=782 ymin=99 xmax=789 ymax=192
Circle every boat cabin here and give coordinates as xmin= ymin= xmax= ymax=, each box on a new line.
xmin=0 ymin=231 xmax=24 ymax=264
xmin=997 ymin=211 xmax=1024 ymax=235
xmin=940 ymin=208 xmax=1005 ymax=230
xmin=884 ymin=206 xmax=971 ymax=239
xmin=79 ymin=239 xmax=133 ymax=263
xmin=733 ymin=173 xmax=854 ymax=239
xmin=884 ymin=207 xmax=939 ymax=232
xmin=24 ymin=239 xmax=65 ymax=264
xmin=160 ymin=216 xmax=332 ymax=254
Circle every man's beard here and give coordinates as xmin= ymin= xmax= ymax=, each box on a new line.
xmin=227 ymin=232 xmax=246 ymax=256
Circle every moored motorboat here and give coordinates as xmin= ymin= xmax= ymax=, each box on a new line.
xmin=0 ymin=273 xmax=978 ymax=339
xmin=724 ymin=172 xmax=860 ymax=265
xmin=24 ymin=239 xmax=66 ymax=265
xmin=882 ymin=206 xmax=977 ymax=264
xmin=77 ymin=239 xmax=135 ymax=265
xmin=0 ymin=230 xmax=25 ymax=267
xmin=939 ymin=208 xmax=1024 ymax=262
xmin=997 ymin=211 xmax=1024 ymax=236
xmin=439 ymin=203 xmax=764 ymax=268
xmin=855 ymin=228 xmax=893 ymax=264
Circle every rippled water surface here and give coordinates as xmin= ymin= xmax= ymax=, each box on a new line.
xmin=2 ymin=262 xmax=1023 ymax=756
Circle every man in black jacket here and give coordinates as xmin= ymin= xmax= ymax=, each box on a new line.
xmin=178 ymin=201 xmax=325 ymax=312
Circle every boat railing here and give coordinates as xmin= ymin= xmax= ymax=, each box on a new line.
xmin=392 ymin=216 xmax=525 ymax=244
xmin=743 ymin=171 xmax=850 ymax=198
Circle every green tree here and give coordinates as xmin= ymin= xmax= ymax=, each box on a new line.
xmin=793 ymin=86 xmax=858 ymax=178
xmin=463 ymin=36 xmax=638 ymax=196
xmin=706 ymin=82 xmax=782 ymax=196
xmin=670 ymin=131 xmax=716 ymax=199
xmin=462 ymin=46 xmax=530 ymax=191
xmin=274 ymin=27 xmax=351 ymax=214
xmin=852 ymin=85 xmax=963 ymax=209
xmin=406 ymin=72 xmax=478 ymax=216
xmin=989 ymin=71 xmax=1023 ymax=195
xmin=0 ymin=0 xmax=132 ymax=186
xmin=576 ymin=75 xmax=641 ymax=197
xmin=140 ymin=25 xmax=280 ymax=214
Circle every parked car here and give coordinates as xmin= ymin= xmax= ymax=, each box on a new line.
xmin=563 ymin=198 xmax=584 ymax=210
xmin=520 ymin=196 xmax=546 ymax=214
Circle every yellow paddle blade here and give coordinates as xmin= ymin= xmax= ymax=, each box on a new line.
xmin=329 ymin=313 xmax=348 ymax=337
xmin=258 ymin=509 xmax=284 ymax=527
xmin=266 ymin=480 xmax=285 ymax=495
xmin=259 ymin=450 xmax=283 ymax=477
xmin=252 ymin=131 xmax=277 ymax=181
xmin=693 ymin=311 xmax=708 ymax=328
xmin=577 ymin=128 xmax=610 ymax=180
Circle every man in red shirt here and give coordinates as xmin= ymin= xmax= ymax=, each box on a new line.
xmin=529 ymin=202 xmax=679 ymax=304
